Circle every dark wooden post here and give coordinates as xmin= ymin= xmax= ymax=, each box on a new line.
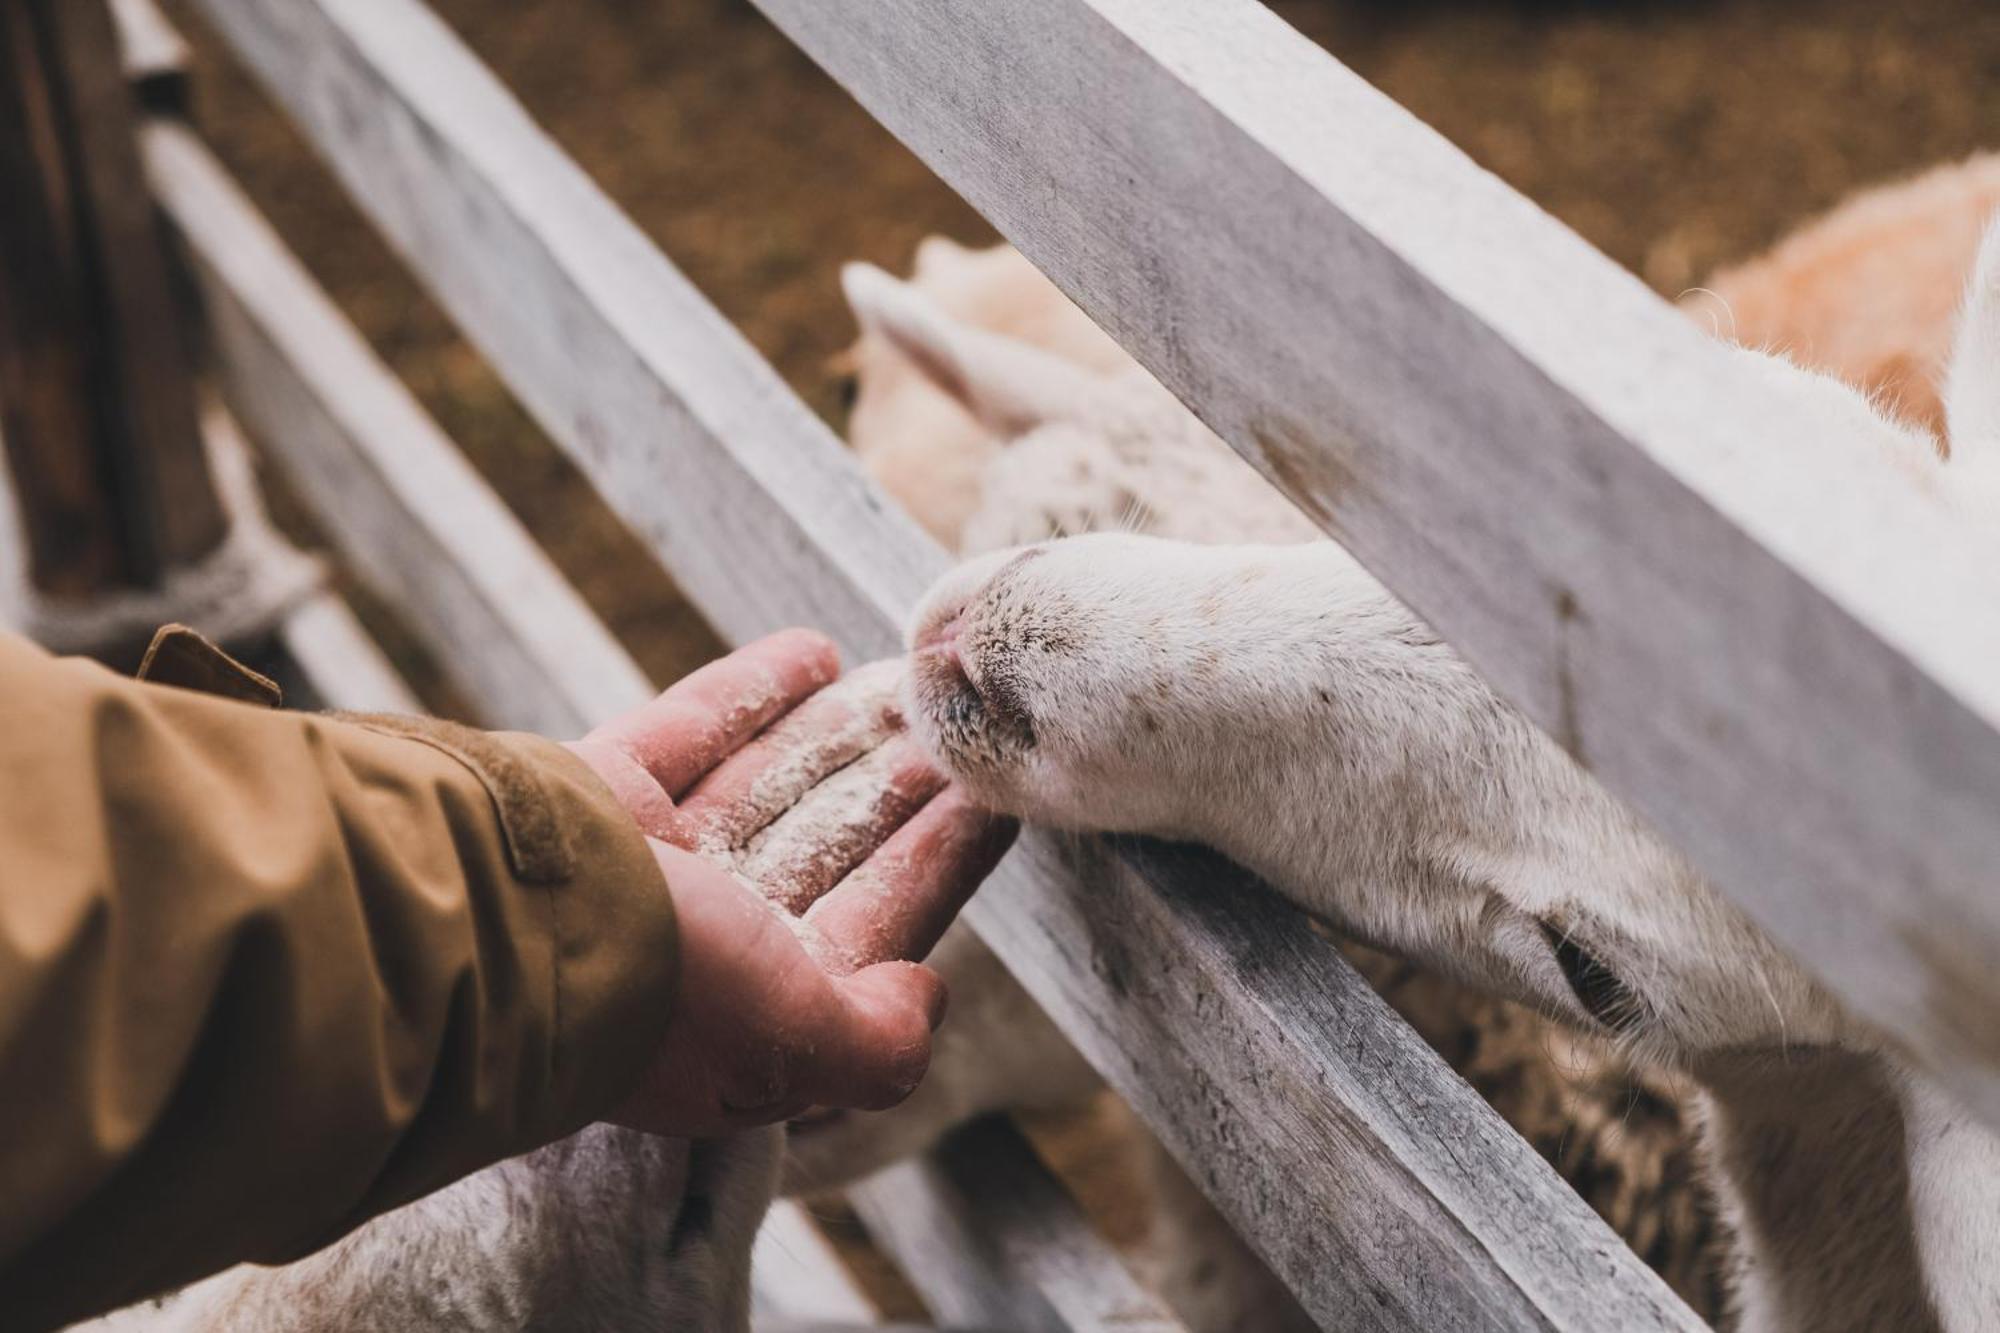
xmin=0 ymin=0 xmax=223 ymax=600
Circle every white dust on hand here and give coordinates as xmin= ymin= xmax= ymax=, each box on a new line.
xmin=691 ymin=658 xmax=907 ymax=861
xmin=736 ymin=743 xmax=920 ymax=909
xmin=696 ymin=659 xmax=929 ymax=965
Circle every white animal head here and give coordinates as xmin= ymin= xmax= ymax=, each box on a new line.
xmin=890 ymin=222 xmax=2000 ymax=1075
xmin=906 ymin=533 xmax=1857 ymax=1070
xmin=843 ymin=221 xmax=2000 ymax=1332
xmin=844 ymin=260 xmax=1316 ymax=552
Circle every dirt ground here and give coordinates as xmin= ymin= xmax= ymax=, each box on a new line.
xmin=159 ymin=0 xmax=1998 ymax=1318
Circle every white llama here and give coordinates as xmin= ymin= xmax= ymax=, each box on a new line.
xmin=798 ymin=157 xmax=2000 ymax=1331
xmin=875 ymin=218 xmax=2000 ymax=1332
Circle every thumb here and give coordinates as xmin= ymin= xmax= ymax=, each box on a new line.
xmin=801 ymin=961 xmax=948 ymax=1111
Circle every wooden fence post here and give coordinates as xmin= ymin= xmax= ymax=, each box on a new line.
xmin=0 ymin=0 xmax=222 ymax=602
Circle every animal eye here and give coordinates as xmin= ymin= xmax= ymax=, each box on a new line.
xmin=835 ymin=373 xmax=860 ymax=413
xmin=1540 ymin=921 xmax=1633 ymax=1030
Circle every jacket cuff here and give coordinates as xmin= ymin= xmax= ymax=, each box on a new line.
xmin=514 ymin=734 xmax=681 ymax=1137
xmin=343 ymin=715 xmax=680 ymax=1138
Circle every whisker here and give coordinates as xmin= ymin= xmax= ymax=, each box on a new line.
xmin=1679 ymin=286 xmax=1738 ymax=342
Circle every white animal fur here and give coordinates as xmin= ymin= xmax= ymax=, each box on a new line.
xmin=72 ymin=1128 xmax=780 ymax=1333
xmin=886 ymin=220 xmax=2000 ymax=1331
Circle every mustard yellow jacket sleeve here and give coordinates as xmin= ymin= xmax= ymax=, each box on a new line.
xmin=0 ymin=630 xmax=677 ymax=1331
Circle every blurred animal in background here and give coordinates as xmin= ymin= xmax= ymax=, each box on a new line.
xmin=810 ymin=152 xmax=2000 ymax=1332
xmin=1686 ymin=152 xmax=2000 ymax=439
xmin=839 ymin=235 xmax=1137 ymax=546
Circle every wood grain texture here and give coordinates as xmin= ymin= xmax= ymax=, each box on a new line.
xmin=143 ymin=119 xmax=652 ymax=737
xmin=853 ymin=1119 xmax=1181 ymax=1333
xmin=966 ymin=837 xmax=1704 ymax=1332
xmin=747 ymin=0 xmax=2000 ymax=1122
xmin=187 ymin=1 xmax=1704 ymax=1325
xmin=192 ymin=0 xmax=932 ymax=666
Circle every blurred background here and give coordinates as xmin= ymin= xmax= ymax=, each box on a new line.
xmin=154 ymin=0 xmax=2000 ymax=707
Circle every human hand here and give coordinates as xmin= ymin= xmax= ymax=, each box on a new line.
xmin=566 ymin=629 xmax=1016 ymax=1137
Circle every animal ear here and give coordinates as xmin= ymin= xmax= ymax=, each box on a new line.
xmin=841 ymin=261 xmax=1108 ymax=435
xmin=1945 ymin=218 xmax=2000 ymax=461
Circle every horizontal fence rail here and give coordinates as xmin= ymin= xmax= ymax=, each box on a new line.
xmin=854 ymin=1119 xmax=1179 ymax=1333
xmin=142 ymin=104 xmax=1167 ymax=1331
xmin=748 ymin=0 xmax=2000 ymax=1125
xmin=273 ymin=591 xmax=424 ymax=714
xmin=748 ymin=1200 xmax=883 ymax=1327
xmin=184 ymin=0 xmax=1701 ymax=1326
xmin=146 ymin=120 xmax=654 ymax=738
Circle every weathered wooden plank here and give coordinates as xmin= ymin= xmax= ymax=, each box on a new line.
xmin=278 ymin=592 xmax=425 ymax=714
xmin=852 ymin=1119 xmax=1181 ymax=1333
xmin=142 ymin=119 xmax=652 ymax=737
xmin=750 ymin=1200 xmax=882 ymax=1327
xmin=747 ymin=0 xmax=2000 ymax=1121
xmin=970 ymin=837 xmax=1692 ymax=1332
xmin=179 ymin=392 xmax=420 ymax=717
xmin=188 ymin=0 xmax=931 ymax=669
xmin=187 ymin=2 xmax=1703 ymax=1327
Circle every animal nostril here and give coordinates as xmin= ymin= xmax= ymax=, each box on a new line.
xmin=935 ymin=615 xmax=964 ymax=666
xmin=915 ymin=609 xmax=966 ymax=659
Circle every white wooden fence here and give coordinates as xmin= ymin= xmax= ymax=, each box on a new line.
xmin=106 ymin=0 xmax=2000 ymax=1328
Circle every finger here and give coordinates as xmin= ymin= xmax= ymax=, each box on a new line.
xmin=794 ymin=961 xmax=946 ymax=1112
xmin=678 ymin=659 xmax=905 ymax=855
xmin=735 ymin=739 xmax=946 ymax=914
xmin=564 ymin=736 xmax=688 ymax=844
xmin=804 ymin=786 xmax=1018 ymax=976
xmin=594 ymin=629 xmax=840 ymax=798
